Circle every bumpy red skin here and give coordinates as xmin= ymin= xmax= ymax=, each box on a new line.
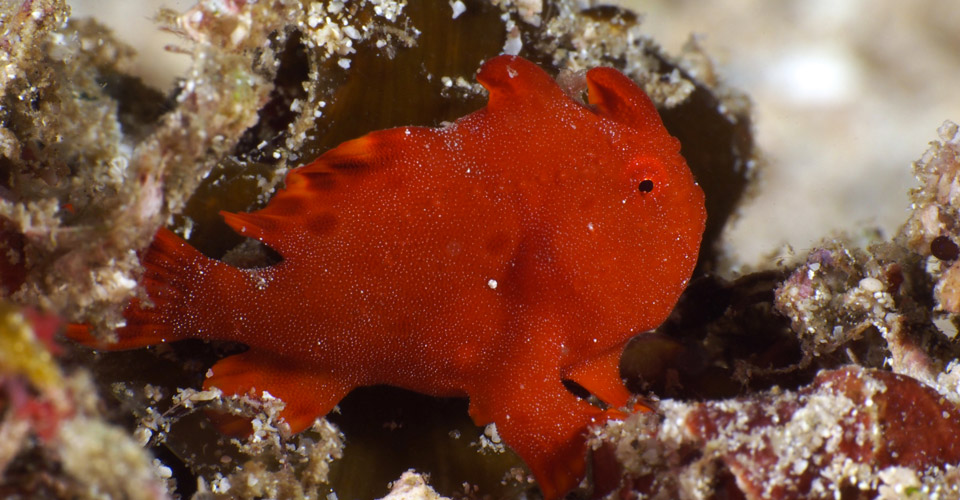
xmin=73 ymin=56 xmax=705 ymax=499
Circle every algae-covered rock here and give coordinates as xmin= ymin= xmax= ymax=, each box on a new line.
xmin=595 ymin=367 xmax=960 ymax=499
xmin=0 ymin=300 xmax=172 ymax=499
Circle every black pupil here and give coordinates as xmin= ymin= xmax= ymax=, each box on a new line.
xmin=638 ymin=179 xmax=654 ymax=193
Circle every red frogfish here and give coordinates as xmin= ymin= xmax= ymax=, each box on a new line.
xmin=70 ymin=55 xmax=706 ymax=499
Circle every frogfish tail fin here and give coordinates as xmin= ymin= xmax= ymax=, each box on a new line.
xmin=67 ymin=228 xmax=236 ymax=351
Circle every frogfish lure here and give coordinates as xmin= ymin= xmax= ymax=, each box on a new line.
xmin=70 ymin=55 xmax=706 ymax=499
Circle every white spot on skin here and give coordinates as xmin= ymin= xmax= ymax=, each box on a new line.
xmin=487 ymin=279 xmax=498 ymax=289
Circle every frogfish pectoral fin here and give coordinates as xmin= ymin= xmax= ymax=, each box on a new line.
xmin=470 ymin=379 xmax=621 ymax=500
xmin=202 ymin=351 xmax=352 ymax=435
xmin=563 ymin=347 xmax=650 ymax=414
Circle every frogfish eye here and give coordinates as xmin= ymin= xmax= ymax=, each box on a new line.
xmin=637 ymin=179 xmax=654 ymax=193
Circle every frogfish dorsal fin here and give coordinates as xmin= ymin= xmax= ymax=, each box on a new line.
xmin=476 ymin=55 xmax=568 ymax=110
xmin=585 ymin=66 xmax=669 ymax=140
xmin=220 ymin=127 xmax=427 ymax=256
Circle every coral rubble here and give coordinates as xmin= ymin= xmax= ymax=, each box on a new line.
xmin=595 ymin=366 xmax=960 ymax=499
